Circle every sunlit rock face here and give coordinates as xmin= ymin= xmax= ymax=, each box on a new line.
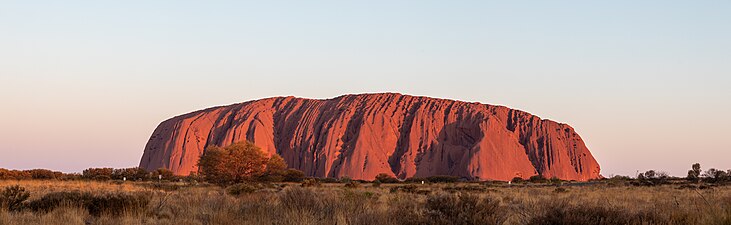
xmin=139 ymin=93 xmax=601 ymax=181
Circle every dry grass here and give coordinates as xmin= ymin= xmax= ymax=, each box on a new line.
xmin=1 ymin=180 xmax=730 ymax=225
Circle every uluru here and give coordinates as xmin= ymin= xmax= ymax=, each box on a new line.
xmin=139 ymin=93 xmax=601 ymax=181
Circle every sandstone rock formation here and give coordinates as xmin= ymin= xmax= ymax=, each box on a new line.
xmin=139 ymin=93 xmax=601 ymax=181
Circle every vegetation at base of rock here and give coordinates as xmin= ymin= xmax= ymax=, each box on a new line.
xmin=1 ymin=163 xmax=730 ymax=189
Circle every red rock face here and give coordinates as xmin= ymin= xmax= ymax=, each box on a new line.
xmin=139 ymin=93 xmax=601 ymax=181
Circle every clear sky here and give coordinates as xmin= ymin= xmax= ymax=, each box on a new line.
xmin=1 ymin=1 xmax=729 ymax=177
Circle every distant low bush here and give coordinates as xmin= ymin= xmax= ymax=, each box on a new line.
xmin=344 ymin=181 xmax=361 ymax=188
xmin=82 ymin=168 xmax=114 ymax=181
xmin=390 ymin=184 xmax=429 ymax=194
xmin=0 ymin=169 xmax=30 ymax=180
xmin=317 ymin=177 xmax=339 ymax=183
xmin=151 ymin=168 xmax=176 ymax=181
xmin=111 ymin=167 xmax=148 ymax=181
xmin=340 ymin=176 xmax=353 ymax=184
xmin=529 ymin=175 xmax=547 ymax=183
xmin=636 ymin=170 xmax=670 ymax=186
xmin=0 ymin=169 xmax=58 ymax=180
xmin=441 ymin=185 xmax=488 ymax=193
xmin=372 ymin=180 xmax=382 ymax=187
xmin=703 ymin=168 xmax=730 ymax=183
xmin=26 ymin=169 xmax=59 ymax=180
xmin=427 ymin=176 xmax=462 ymax=183
xmin=375 ymin=173 xmax=400 ymax=183
xmin=301 ymin=178 xmax=321 ymax=187
xmin=405 ymin=175 xmax=462 ymax=183
xmin=282 ymin=169 xmax=305 ymax=182
xmin=511 ymin=177 xmax=524 ymax=184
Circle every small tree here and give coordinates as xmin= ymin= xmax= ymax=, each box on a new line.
xmin=198 ymin=145 xmax=227 ymax=184
xmin=197 ymin=141 xmax=269 ymax=185
xmin=260 ymin=154 xmax=288 ymax=181
xmin=687 ymin=163 xmax=701 ymax=182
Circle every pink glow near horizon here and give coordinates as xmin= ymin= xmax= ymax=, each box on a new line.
xmin=1 ymin=1 xmax=730 ymax=177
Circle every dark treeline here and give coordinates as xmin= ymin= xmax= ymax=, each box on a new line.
xmin=0 ymin=167 xmax=192 ymax=182
xmin=1 ymin=162 xmax=729 ymax=186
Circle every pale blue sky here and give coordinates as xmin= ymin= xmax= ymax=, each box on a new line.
xmin=1 ymin=1 xmax=729 ymax=176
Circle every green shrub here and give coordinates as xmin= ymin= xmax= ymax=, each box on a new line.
xmin=87 ymin=192 xmax=151 ymax=216
xmin=527 ymin=200 xmax=691 ymax=225
xmin=425 ymin=192 xmax=508 ymax=225
xmin=28 ymin=191 xmax=151 ymax=217
xmin=0 ymin=185 xmax=30 ymax=211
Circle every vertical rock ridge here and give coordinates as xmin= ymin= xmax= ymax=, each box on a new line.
xmin=140 ymin=93 xmax=601 ymax=181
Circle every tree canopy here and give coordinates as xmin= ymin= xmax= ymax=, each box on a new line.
xmin=198 ymin=141 xmax=287 ymax=185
